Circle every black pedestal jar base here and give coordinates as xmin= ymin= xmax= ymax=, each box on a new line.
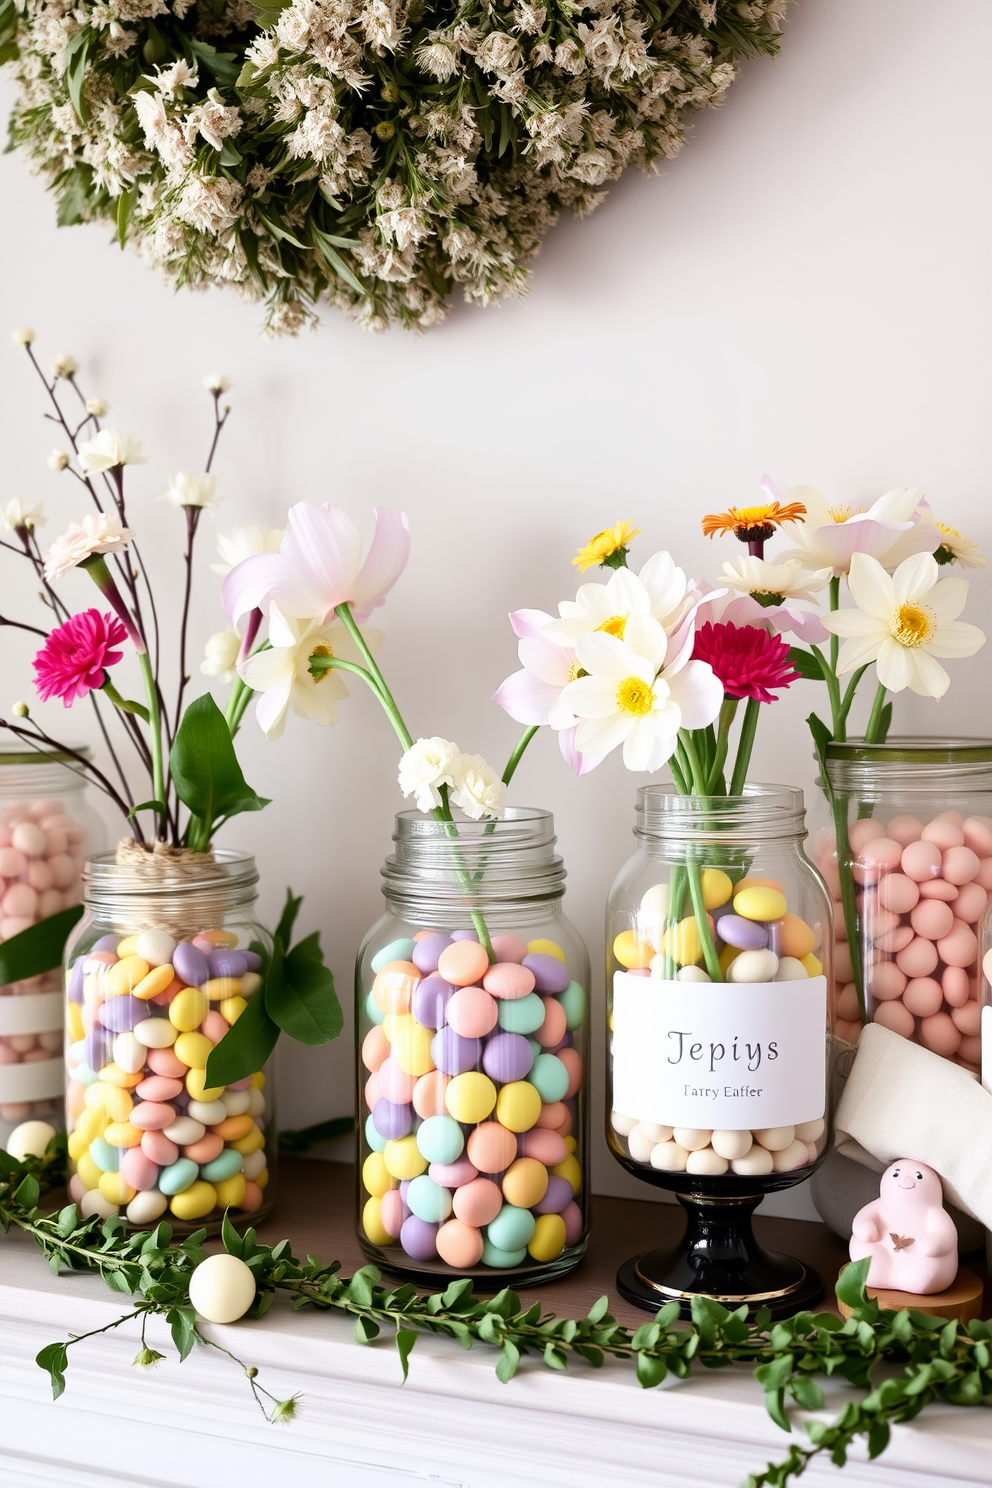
xmin=616 ymin=1193 xmax=824 ymax=1320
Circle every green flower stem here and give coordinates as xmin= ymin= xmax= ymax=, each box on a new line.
xmin=810 ymin=644 xmax=841 ymax=733
xmin=137 ymin=652 xmax=166 ymax=838
xmin=502 ymin=726 xmax=538 ymax=787
xmin=334 ymin=603 xmax=413 ymax=751
xmin=707 ymin=698 xmax=739 ymax=793
xmin=679 ymin=731 xmax=708 ymax=796
xmin=828 ymin=576 xmax=840 ymax=676
xmin=864 ymin=682 xmax=888 ymax=744
xmin=685 ymin=856 xmax=723 ymax=981
xmin=669 ymin=748 xmax=690 ymax=795
xmin=100 ymin=679 xmax=149 ymax=721
xmin=836 ymin=665 xmax=870 ymax=738
xmin=729 ymin=697 xmax=761 ymax=797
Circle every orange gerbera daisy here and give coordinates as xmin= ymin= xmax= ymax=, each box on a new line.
xmin=701 ymin=501 xmax=807 ymax=544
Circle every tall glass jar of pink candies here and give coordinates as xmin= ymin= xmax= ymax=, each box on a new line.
xmin=64 ymin=850 xmax=275 ymax=1234
xmin=811 ymin=739 xmax=992 ymax=1068
xmin=357 ymin=808 xmax=589 ymax=1285
xmin=0 ymin=744 xmax=103 ymax=1150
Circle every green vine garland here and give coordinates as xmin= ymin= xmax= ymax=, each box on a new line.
xmin=1 ymin=0 xmax=791 ymax=333
xmin=4 ymin=1139 xmax=992 ymax=1488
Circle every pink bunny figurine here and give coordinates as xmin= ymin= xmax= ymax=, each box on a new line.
xmin=849 ymin=1159 xmax=958 ymax=1294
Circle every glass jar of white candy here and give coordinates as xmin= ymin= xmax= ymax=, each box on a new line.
xmin=64 ymin=850 xmax=275 ymax=1233
xmin=606 ymin=784 xmax=833 ymax=1316
xmin=357 ymin=808 xmax=589 ymax=1285
xmin=0 ymin=744 xmax=104 ymax=1151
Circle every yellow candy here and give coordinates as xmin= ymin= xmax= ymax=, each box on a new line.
xmin=363 ymin=1152 xmax=394 ymax=1197
xmin=198 ymin=928 xmax=239 ymax=948
xmin=800 ymin=952 xmax=823 ymax=977
xmin=256 ymin=1167 xmax=269 ymax=1191
xmin=363 ymin=1195 xmax=393 ymax=1247
xmin=384 ymin=1134 xmax=429 ymax=1180
xmin=214 ymin=1173 xmax=247 ymax=1209
xmin=220 ymin=996 xmax=247 ymax=1025
xmin=186 ymin=1067 xmax=226 ymax=1102
xmin=105 ymin=956 xmax=150 ymax=998
xmin=526 ymin=939 xmax=566 ymax=963
xmin=232 ymin=1126 xmax=265 ymax=1157
xmin=391 ymin=1023 xmax=435 ymax=1077
xmin=719 ymin=943 xmax=741 ymax=976
xmin=494 ymin=1080 xmax=541 ymax=1133
xmin=204 ymin=977 xmax=242 ymax=1002
xmin=662 ymin=916 xmax=710 ymax=967
xmin=241 ymin=972 xmax=262 ymax=997
xmin=252 ymin=1071 xmax=266 ymax=1090
xmin=99 ymin=1063 xmax=142 ymax=1088
xmin=104 ymin=1121 xmax=142 ymax=1149
xmin=76 ymin=1152 xmax=102 ymax=1189
xmin=445 ymin=1072 xmax=497 ymax=1125
xmin=734 ymin=886 xmax=788 ymax=923
xmin=552 ymin=1153 xmax=582 ymax=1194
xmin=170 ymin=1181 xmax=218 ymax=1221
xmin=175 ymin=1031 xmax=212 ymax=1070
xmin=116 ymin=935 xmax=140 ymax=957
xmin=383 ymin=1012 xmax=415 ymax=1044
xmin=612 ymin=930 xmax=654 ymax=971
xmin=98 ymin=1171 xmax=136 ymax=1206
xmin=84 ymin=1082 xmax=133 ymax=1122
xmin=67 ymin=1003 xmax=84 ymax=1043
xmin=528 ymin=1213 xmax=566 ymax=1262
xmin=133 ymin=964 xmax=175 ymax=1001
xmin=75 ymin=1104 xmax=107 ymax=1143
xmin=67 ymin=1131 xmax=88 ymax=1161
xmin=564 ymin=1135 xmax=577 ymax=1154
xmin=502 ymin=1157 xmax=549 ymax=1208
xmin=701 ymin=869 xmax=733 ymax=910
xmin=170 ymin=988 xmax=208 ymax=1033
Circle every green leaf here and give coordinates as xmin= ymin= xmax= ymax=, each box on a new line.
xmin=635 ymin=1352 xmax=667 ymax=1388
xmin=171 ymin=694 xmax=269 ymax=842
xmin=56 ymin=173 xmax=91 ymax=227
xmin=312 ymin=229 xmax=367 ymax=298
xmin=221 ymin=1211 xmax=244 ymax=1258
xmin=495 ymin=1338 xmax=520 ymax=1383
xmin=14 ymin=1174 xmax=40 ymax=1209
xmin=267 ymin=931 xmax=342 ymax=1046
xmin=63 ymin=31 xmax=92 ymax=124
xmin=787 ymin=647 xmax=824 ymax=681
xmin=115 ymin=188 xmax=136 ymax=247
xmin=835 ymin=1258 xmax=871 ymax=1312
xmin=586 ymin=1295 xmax=610 ymax=1324
xmin=205 ymin=968 xmax=280 ymax=1087
xmin=186 ymin=37 xmax=240 ymax=83
xmin=395 ymin=1328 xmax=417 ymax=1381
xmin=218 ymin=140 xmax=243 ymax=166
xmin=167 ymin=1307 xmax=197 ymax=1361
xmin=0 ymin=905 xmax=82 ymax=984
xmin=354 ymin=1314 xmax=379 ymax=1343
xmin=789 ymin=1375 xmax=824 ymax=1410
xmin=36 ymin=1342 xmax=68 ymax=1400
xmin=128 ymin=800 xmax=165 ymax=820
xmin=274 ymin=888 xmax=302 ymax=949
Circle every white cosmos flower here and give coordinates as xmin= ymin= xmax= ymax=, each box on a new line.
xmin=162 ymin=472 xmax=219 ymax=510
xmin=822 ymin=551 xmax=986 ymax=698
xmin=558 ymin=613 xmax=723 ymax=772
xmin=721 ymin=555 xmax=830 ymax=603
xmin=545 ymin=551 xmax=695 ymax=648
xmin=776 ymin=484 xmax=941 ymax=576
xmin=934 ymin=524 xmax=986 ymax=570
xmin=1 ymin=497 xmax=44 ymax=533
xmin=200 ymin=628 xmax=241 ymax=680
xmin=212 ymin=524 xmax=284 ymax=576
xmin=43 ymin=512 xmax=133 ymax=580
xmin=714 ymin=555 xmax=833 ymax=644
xmin=398 ymin=736 xmax=462 ymax=812
xmin=450 ymin=754 xmax=507 ymax=820
xmin=77 ymin=429 xmax=149 ymax=473
xmin=239 ymin=603 xmax=381 ymax=739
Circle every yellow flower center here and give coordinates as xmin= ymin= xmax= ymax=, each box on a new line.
xmin=567 ymin=660 xmax=584 ymax=682
xmin=616 ymin=676 xmax=655 ymax=716
xmin=311 ymin=641 xmax=335 ymax=680
xmin=827 ymin=505 xmax=862 ymax=523
xmin=892 ymin=603 xmax=934 ymax=647
xmin=598 ymin=614 xmax=627 ymax=639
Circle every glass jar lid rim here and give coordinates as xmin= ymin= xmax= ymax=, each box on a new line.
xmin=83 ymin=847 xmax=257 ymax=897
xmin=0 ymin=741 xmax=90 ymax=765
xmin=824 ymin=736 xmax=992 ymax=765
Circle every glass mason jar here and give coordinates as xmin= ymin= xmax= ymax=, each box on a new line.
xmin=356 ymin=808 xmax=590 ymax=1285
xmin=607 ymin=786 xmax=833 ymax=1197
xmin=810 ymin=739 xmax=992 ymax=1069
xmin=64 ymin=849 xmax=275 ymax=1233
xmin=0 ymin=745 xmax=104 ymax=1147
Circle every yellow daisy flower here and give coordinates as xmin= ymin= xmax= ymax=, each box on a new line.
xmin=701 ymin=501 xmax=807 ymax=543
xmin=572 ymin=520 xmax=641 ymax=573
xmin=934 ymin=523 xmax=986 ymax=569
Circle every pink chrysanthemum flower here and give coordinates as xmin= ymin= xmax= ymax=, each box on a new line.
xmin=691 ymin=621 xmax=799 ymax=704
xmin=33 ymin=609 xmax=128 ymax=707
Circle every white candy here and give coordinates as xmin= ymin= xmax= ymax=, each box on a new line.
xmin=188 ymin=1254 xmax=257 ymax=1325
xmin=639 ymin=883 xmax=670 ymax=919
xmin=628 ymin=1121 xmax=666 ymax=1164
xmin=772 ymin=1139 xmax=809 ymax=1173
xmin=676 ymin=965 xmax=712 ymax=983
xmin=673 ymin=1127 xmax=712 ymax=1152
xmin=126 ymin=1190 xmax=169 ymax=1224
xmin=795 ymin=1118 xmax=825 ymax=1142
xmin=732 ymin=1146 xmax=774 ymax=1176
xmin=113 ymin=1031 xmax=146 ymax=1075
xmin=188 ymin=1100 xmax=227 ymax=1126
xmin=753 ymin=1125 xmax=795 ymax=1152
xmin=242 ymin=1148 xmax=267 ymax=1181
xmin=222 ymin=1090 xmax=251 ymax=1117
xmin=775 ymin=956 xmax=809 ymax=981
xmin=4 ymin=1119 xmax=56 ymax=1161
xmin=728 ymin=949 xmax=780 ymax=983
xmin=134 ymin=1018 xmax=178 ymax=1049
xmin=135 ymin=929 xmax=177 ymax=967
xmin=247 ymin=1089 xmax=266 ymax=1119
xmin=163 ymin=1117 xmax=205 ymax=1145
xmin=240 ymin=972 xmax=263 ymax=997
xmin=710 ymin=1129 xmax=752 ymax=1161
xmin=80 ymin=1191 xmax=118 ymax=1219
xmin=611 ymin=1110 xmax=638 ymax=1136
xmin=686 ymin=1147 xmax=729 ymax=1176
xmin=650 ymin=1140 xmax=688 ymax=1171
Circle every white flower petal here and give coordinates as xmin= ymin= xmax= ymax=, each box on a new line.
xmin=904 ymin=648 xmax=951 ymax=698
xmin=925 ymin=621 xmax=986 ymax=659
xmin=874 ymin=637 xmax=914 ymax=693
xmin=622 ymin=717 xmax=674 ymax=772
xmin=925 ymin=576 xmax=969 ymax=625
xmin=622 ymin=612 xmax=668 ymax=671
xmin=576 ymin=712 xmax=631 ymax=756
xmin=665 ymin=660 xmax=724 ymax=730
xmin=822 ymin=609 xmax=889 ymax=639
xmin=560 ymin=674 xmax=621 ymax=719
xmin=574 ymin=631 xmax=651 ymax=684
xmin=890 ymin=551 xmax=939 ymax=605
xmin=834 ymin=631 xmax=885 ymax=675
xmin=847 ymin=553 xmax=895 ymax=619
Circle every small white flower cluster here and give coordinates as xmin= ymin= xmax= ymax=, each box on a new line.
xmin=398 ymin=737 xmax=506 ymax=820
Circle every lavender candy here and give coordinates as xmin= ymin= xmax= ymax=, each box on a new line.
xmin=372 ymin=1098 xmax=415 ymax=1141
xmin=412 ymin=933 xmax=452 ymax=976
xmin=83 ymin=1028 xmax=113 ymax=1070
xmin=522 ymin=953 xmax=570 ymax=994
xmin=208 ymin=949 xmax=249 ymax=980
xmin=482 ymin=1032 xmax=534 ymax=1084
xmin=412 ymin=975 xmax=456 ymax=1030
xmin=450 ymin=929 xmax=479 ymax=942
xmin=534 ymin=1175 xmax=574 ymax=1215
xmin=242 ymin=950 xmax=262 ymax=972
xmin=92 ymin=934 xmax=120 ymax=953
xmin=400 ymin=1215 xmax=439 ymax=1261
xmin=97 ymin=995 xmax=146 ymax=1032
xmin=717 ymin=916 xmax=768 ymax=951
xmin=172 ymin=941 xmax=210 ymax=987
xmin=67 ymin=959 xmax=86 ymax=1004
xmin=431 ymin=1026 xmax=482 ymax=1076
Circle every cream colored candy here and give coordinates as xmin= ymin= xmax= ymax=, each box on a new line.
xmin=134 ymin=1017 xmax=178 ymax=1049
xmin=753 ymin=1125 xmax=795 ymax=1152
xmin=650 ymin=1140 xmax=689 ymax=1171
xmin=711 ymin=1129 xmax=752 ymax=1161
xmin=732 ymin=1145 xmax=774 ymax=1176
xmin=686 ymin=1147 xmax=729 ymax=1176
xmin=672 ymin=1127 xmax=712 ymax=1152
xmin=610 ymin=1110 xmax=638 ymax=1137
xmin=772 ymin=1139 xmax=809 ymax=1172
xmin=728 ymin=949 xmax=779 ymax=983
xmin=795 ymin=1118 xmax=825 ymax=1142
xmin=627 ymin=1121 xmax=670 ymax=1164
xmin=775 ymin=956 xmax=809 ymax=981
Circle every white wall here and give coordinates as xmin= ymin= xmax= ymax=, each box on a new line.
xmin=2 ymin=0 xmax=990 ymax=1223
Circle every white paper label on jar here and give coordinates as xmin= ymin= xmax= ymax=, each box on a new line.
xmin=611 ymin=972 xmax=827 ymax=1129
xmin=0 ymin=1056 xmax=63 ymax=1102
xmin=0 ymin=990 xmax=63 ymax=1037
xmin=982 ymin=1005 xmax=992 ymax=1094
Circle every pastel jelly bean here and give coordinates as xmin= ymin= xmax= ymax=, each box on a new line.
xmin=399 ymin=1215 xmax=439 ymax=1260
xmin=466 ymin=1122 xmax=517 ymax=1173
xmin=495 ymin=1080 xmax=541 ymax=1132
xmin=446 ymin=986 xmax=498 ymax=1039
xmin=411 ymin=975 xmax=455 ymax=1028
xmin=502 ymin=1157 xmax=549 ymax=1208
xmin=481 ymin=1031 xmax=534 ymax=1083
xmin=718 ymin=915 xmax=768 ymax=950
xmin=431 ymin=1027 xmax=482 ymax=1076
xmin=496 ymin=992 xmax=546 ymax=1036
xmin=521 ymin=953 xmax=570 ymax=994
xmin=436 ymin=1218 xmax=484 ymax=1268
xmin=445 ymin=1072 xmax=497 ymax=1124
xmin=170 ymin=1181 xmax=218 ymax=1221
xmin=159 ymin=1158 xmax=199 ymax=1195
xmin=437 ymin=941 xmax=490 ymax=987
xmin=416 ymin=1114 xmax=464 ymax=1165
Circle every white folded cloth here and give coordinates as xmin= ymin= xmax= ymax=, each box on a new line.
xmin=834 ymin=1022 xmax=992 ymax=1228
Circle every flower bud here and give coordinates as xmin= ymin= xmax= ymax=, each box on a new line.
xmin=48 ymin=450 xmax=70 ymax=471
xmin=10 ymin=327 xmax=34 ymax=347
xmin=12 ymin=702 xmax=29 ymax=718
xmin=203 ymin=371 xmax=231 ymax=393
xmin=52 ymin=354 xmax=78 ymax=378
xmin=85 ymin=398 xmax=108 ymax=417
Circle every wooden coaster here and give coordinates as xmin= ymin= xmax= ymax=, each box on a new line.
xmin=837 ymin=1265 xmax=985 ymax=1322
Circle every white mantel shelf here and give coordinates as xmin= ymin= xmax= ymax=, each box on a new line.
xmin=1 ymin=1160 xmax=990 ymax=1488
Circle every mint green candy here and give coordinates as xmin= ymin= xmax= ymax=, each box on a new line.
xmin=90 ymin=1137 xmax=119 ymax=1173
xmin=159 ymin=1158 xmax=198 ymax=1196
xmin=487 ymin=1204 xmax=536 ymax=1250
xmin=416 ymin=1114 xmax=464 ymax=1165
xmin=365 ymin=1113 xmax=387 ymax=1153
xmin=497 ymin=992 xmax=545 ymax=1036
xmin=407 ymin=1174 xmax=453 ymax=1224
xmin=558 ymin=980 xmax=587 ymax=1030
xmin=530 ymin=1052 xmax=569 ymax=1103
xmin=365 ymin=989 xmax=385 ymax=1026
xmin=482 ymin=1239 xmax=527 ymax=1267
xmin=371 ymin=938 xmax=415 ymax=973
xmin=202 ymin=1149 xmax=244 ymax=1182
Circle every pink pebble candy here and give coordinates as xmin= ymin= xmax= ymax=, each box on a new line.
xmin=919 ymin=1012 xmax=961 ymax=1057
xmin=942 ymin=965 xmax=971 ymax=1007
xmin=489 ymin=934 xmax=528 ymax=964
xmin=937 ymin=921 xmax=978 ymax=969
xmin=446 ymin=986 xmax=499 ymax=1039
xmin=39 ymin=1030 xmax=62 ymax=1053
xmin=227 ymin=1077 xmax=252 ymax=1091
xmin=37 ymin=890 xmax=62 ymax=917
xmin=874 ymin=925 xmax=915 ymax=954
xmin=872 ymin=1000 xmax=915 ymax=1038
xmin=896 ymin=937 xmax=939 ymax=978
xmin=429 ymin=1156 xmax=478 ymax=1187
xmin=857 ymin=838 xmax=904 ymax=877
xmin=864 ymin=907 xmax=899 ymax=939
xmin=951 ymin=1001 xmax=982 ymax=1037
xmin=876 ymin=874 xmax=919 ymax=914
xmin=24 ymin=1046 xmax=50 ymax=1063
xmin=482 ymin=961 xmax=536 ymax=1000
xmin=0 ymin=848 xmax=23 ymax=878
xmin=364 ymin=1072 xmax=381 ymax=1111
xmin=536 ymin=997 xmax=568 ymax=1049
xmin=11 ymin=822 xmax=46 ymax=857
xmin=147 ymin=1047 xmax=186 ymax=1078
xmin=870 ymin=961 xmax=907 ymax=1001
xmin=901 ymin=840 xmax=943 ymax=882
xmin=833 ymin=942 xmax=854 ymax=984
xmin=47 ymin=855 xmax=76 ymax=890
xmin=922 ymin=819 xmax=965 ymax=850
xmin=958 ymin=1036 xmax=983 ymax=1066
xmin=413 ymin=1071 xmax=449 ymax=1119
xmin=135 ymin=1075 xmax=184 ymax=1102
xmin=140 ymin=1130 xmax=179 ymax=1164
xmin=835 ymin=984 xmax=862 ymax=1020
xmin=918 ymin=878 xmax=958 ymax=901
xmin=910 ymin=899 xmax=954 ymax=941
xmin=184 ymin=1133 xmax=224 ymax=1163
xmin=562 ymin=1201 xmax=583 ymax=1246
xmin=362 ymin=1025 xmax=390 ymax=1074
xmin=1 ymin=916 xmax=33 ymax=938
xmin=68 ymin=1174 xmax=86 ymax=1203
xmin=848 ymin=818 xmax=885 ymax=853
xmin=2 ymin=882 xmax=37 ymax=918
xmin=380 ymin=1189 xmax=408 ymax=1239
xmin=952 ymin=883 xmax=988 ymax=923
xmin=887 ymin=815 xmax=924 ymax=845
xmin=452 ymin=1177 xmax=503 ymax=1227
xmin=535 ymin=1101 xmax=568 ymax=1130
xmin=963 ymin=816 xmax=992 ymax=856
xmin=976 ymin=858 xmax=992 ymax=891
xmin=129 ymin=1101 xmax=176 ymax=1131
xmin=437 ymin=940 xmax=490 ymax=988
xmin=902 ymin=977 xmax=943 ymax=1017
xmin=25 ymin=860 xmax=53 ymax=892
xmin=192 ymin=936 xmax=214 ymax=953
xmin=942 ymin=845 xmax=981 ymax=885
xmin=378 ymin=1056 xmax=417 ymax=1105
xmin=201 ymin=1010 xmax=228 ymax=1043
xmin=8 ymin=1033 xmax=36 ymax=1054
xmin=517 ymin=1129 xmax=568 ymax=1165
xmin=559 ymin=1047 xmax=583 ymax=1097
xmin=120 ymin=1149 xmax=159 ymax=1191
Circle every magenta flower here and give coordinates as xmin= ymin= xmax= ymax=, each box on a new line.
xmin=691 ymin=622 xmax=799 ymax=704
xmin=33 ymin=609 xmax=128 ymax=707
